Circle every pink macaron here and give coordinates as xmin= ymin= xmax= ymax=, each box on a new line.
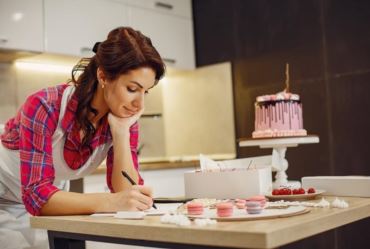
xmin=186 ymin=202 xmax=204 ymax=215
xmin=235 ymin=199 xmax=246 ymax=209
xmin=246 ymin=195 xmax=267 ymax=208
xmin=216 ymin=202 xmax=234 ymax=217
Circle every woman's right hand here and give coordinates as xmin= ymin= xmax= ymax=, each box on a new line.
xmin=108 ymin=109 xmax=144 ymax=136
xmin=110 ymin=185 xmax=153 ymax=211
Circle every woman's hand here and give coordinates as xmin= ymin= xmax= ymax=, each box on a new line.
xmin=108 ymin=108 xmax=144 ymax=135
xmin=110 ymin=185 xmax=153 ymax=211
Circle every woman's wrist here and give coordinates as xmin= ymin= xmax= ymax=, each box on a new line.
xmin=111 ymin=127 xmax=131 ymax=139
xmin=96 ymin=193 xmax=117 ymax=213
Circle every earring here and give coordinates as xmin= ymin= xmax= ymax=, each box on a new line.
xmin=101 ymin=84 xmax=105 ymax=89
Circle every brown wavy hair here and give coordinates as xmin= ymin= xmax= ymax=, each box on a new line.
xmin=70 ymin=27 xmax=165 ymax=148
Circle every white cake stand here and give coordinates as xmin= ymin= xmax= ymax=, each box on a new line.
xmin=238 ymin=135 xmax=319 ymax=189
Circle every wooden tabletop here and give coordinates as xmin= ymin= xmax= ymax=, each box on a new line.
xmin=30 ymin=196 xmax=370 ymax=249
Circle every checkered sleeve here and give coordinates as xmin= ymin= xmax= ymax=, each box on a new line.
xmin=19 ymin=92 xmax=60 ymax=216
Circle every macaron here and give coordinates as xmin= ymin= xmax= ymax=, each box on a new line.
xmin=235 ymin=199 xmax=246 ymax=209
xmin=246 ymin=195 xmax=267 ymax=208
xmin=186 ymin=202 xmax=204 ymax=215
xmin=216 ymin=202 xmax=233 ymax=217
xmin=245 ymin=201 xmax=263 ymax=214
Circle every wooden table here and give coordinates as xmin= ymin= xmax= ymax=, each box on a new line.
xmin=30 ymin=196 xmax=370 ymax=249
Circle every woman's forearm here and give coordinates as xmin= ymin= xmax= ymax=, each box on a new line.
xmin=40 ymin=184 xmax=154 ymax=215
xmin=40 ymin=191 xmax=114 ymax=215
xmin=111 ymin=130 xmax=139 ymax=192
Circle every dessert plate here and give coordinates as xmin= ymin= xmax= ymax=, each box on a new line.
xmin=186 ymin=206 xmax=309 ymax=221
xmin=265 ymin=189 xmax=325 ymax=201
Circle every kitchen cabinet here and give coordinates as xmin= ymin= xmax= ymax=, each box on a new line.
xmin=129 ymin=5 xmax=195 ymax=69
xmin=0 ymin=0 xmax=43 ymax=52
xmin=44 ymin=0 xmax=129 ymax=57
xmin=1 ymin=0 xmax=195 ymax=69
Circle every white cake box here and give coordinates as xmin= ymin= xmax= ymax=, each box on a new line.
xmin=184 ymin=157 xmax=272 ymax=199
xmin=302 ymin=176 xmax=370 ymax=197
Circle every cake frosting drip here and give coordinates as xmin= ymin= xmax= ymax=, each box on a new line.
xmin=252 ymin=92 xmax=307 ymax=138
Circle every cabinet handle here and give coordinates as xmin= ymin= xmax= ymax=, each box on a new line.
xmin=80 ymin=47 xmax=92 ymax=54
xmin=163 ymin=58 xmax=176 ymax=64
xmin=141 ymin=114 xmax=162 ymax=118
xmin=155 ymin=2 xmax=173 ymax=10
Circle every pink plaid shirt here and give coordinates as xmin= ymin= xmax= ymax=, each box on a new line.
xmin=0 ymin=84 xmax=142 ymax=216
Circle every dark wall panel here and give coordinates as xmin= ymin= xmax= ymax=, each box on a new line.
xmin=193 ymin=0 xmax=236 ymax=65
xmin=329 ymin=73 xmax=370 ymax=175
xmin=234 ymin=0 xmax=323 ymax=64
xmin=325 ymin=0 xmax=370 ymax=74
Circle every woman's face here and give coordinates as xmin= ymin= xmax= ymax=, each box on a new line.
xmin=101 ymin=67 xmax=156 ymax=118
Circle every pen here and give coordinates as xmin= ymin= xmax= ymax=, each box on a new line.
xmin=121 ymin=171 xmax=157 ymax=209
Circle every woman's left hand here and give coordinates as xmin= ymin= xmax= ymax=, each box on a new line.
xmin=108 ymin=108 xmax=144 ymax=135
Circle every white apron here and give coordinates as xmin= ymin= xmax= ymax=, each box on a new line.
xmin=0 ymin=85 xmax=112 ymax=248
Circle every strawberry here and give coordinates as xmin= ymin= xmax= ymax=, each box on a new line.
xmin=307 ymin=187 xmax=316 ymax=194
xmin=285 ymin=188 xmax=292 ymax=195
xmin=297 ymin=188 xmax=305 ymax=194
xmin=272 ymin=189 xmax=280 ymax=195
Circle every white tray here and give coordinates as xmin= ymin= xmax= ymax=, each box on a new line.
xmin=187 ymin=206 xmax=309 ymax=221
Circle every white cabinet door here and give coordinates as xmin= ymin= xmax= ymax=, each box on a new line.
xmin=0 ymin=0 xmax=43 ymax=52
xmin=129 ymin=7 xmax=195 ymax=69
xmin=44 ymin=0 xmax=129 ymax=57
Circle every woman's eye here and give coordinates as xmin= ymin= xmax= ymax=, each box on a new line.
xmin=144 ymin=90 xmax=149 ymax=95
xmin=127 ymin=87 xmax=136 ymax=92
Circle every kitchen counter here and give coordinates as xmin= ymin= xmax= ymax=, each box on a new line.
xmin=31 ymin=196 xmax=370 ymax=249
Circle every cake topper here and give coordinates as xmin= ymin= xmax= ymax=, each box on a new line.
xmin=284 ymin=63 xmax=290 ymax=93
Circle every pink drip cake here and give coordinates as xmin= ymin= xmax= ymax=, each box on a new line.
xmin=252 ymin=92 xmax=307 ymax=138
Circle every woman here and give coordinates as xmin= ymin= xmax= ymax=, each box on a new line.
xmin=0 ymin=27 xmax=165 ymax=248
